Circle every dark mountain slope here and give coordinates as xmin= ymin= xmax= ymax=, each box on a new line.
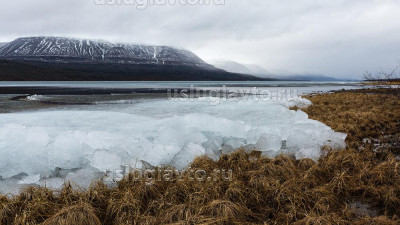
xmin=0 ymin=37 xmax=272 ymax=81
xmin=0 ymin=59 xmax=269 ymax=81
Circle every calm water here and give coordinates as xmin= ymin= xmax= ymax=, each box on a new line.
xmin=0 ymin=80 xmax=360 ymax=88
xmin=0 ymin=81 xmax=362 ymax=95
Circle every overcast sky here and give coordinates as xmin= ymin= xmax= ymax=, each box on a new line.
xmin=0 ymin=0 xmax=399 ymax=79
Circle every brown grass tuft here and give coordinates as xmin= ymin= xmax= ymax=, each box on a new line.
xmin=43 ymin=203 xmax=101 ymax=225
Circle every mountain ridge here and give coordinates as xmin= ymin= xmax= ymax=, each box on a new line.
xmin=0 ymin=37 xmax=214 ymax=69
xmin=0 ymin=37 xmax=275 ymax=81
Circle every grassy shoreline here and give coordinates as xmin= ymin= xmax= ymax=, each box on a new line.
xmin=1 ymin=88 xmax=399 ymax=224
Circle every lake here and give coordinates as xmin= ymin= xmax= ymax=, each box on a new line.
xmin=0 ymin=81 xmax=360 ymax=193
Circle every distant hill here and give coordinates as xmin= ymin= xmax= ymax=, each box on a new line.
xmin=244 ymin=64 xmax=271 ymax=75
xmin=207 ymin=59 xmax=255 ymax=74
xmin=272 ymin=74 xmax=338 ymax=81
xmin=208 ymin=59 xmax=338 ymax=81
xmin=0 ymin=37 xmax=272 ymax=81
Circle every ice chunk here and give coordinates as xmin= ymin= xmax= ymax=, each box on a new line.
xmin=221 ymin=144 xmax=234 ymax=155
xmin=47 ymin=131 xmax=92 ymax=170
xmin=296 ymin=147 xmax=322 ymax=161
xmin=40 ymin=177 xmax=65 ymax=190
xmin=202 ymin=132 xmax=223 ymax=156
xmin=141 ymin=160 xmax=155 ymax=170
xmin=65 ymin=167 xmax=103 ymax=190
xmin=90 ymin=150 xmax=122 ymax=171
xmin=26 ymin=94 xmax=45 ymax=101
xmin=255 ymin=134 xmax=282 ymax=152
xmin=223 ymin=137 xmax=247 ymax=150
xmin=171 ymin=143 xmax=206 ymax=170
xmin=0 ymin=124 xmax=50 ymax=178
xmin=242 ymin=144 xmax=256 ymax=153
xmin=18 ymin=174 xmax=41 ymax=185
xmin=0 ymin=178 xmax=26 ymax=195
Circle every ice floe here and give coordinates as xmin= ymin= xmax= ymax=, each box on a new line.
xmin=0 ymin=96 xmax=346 ymax=193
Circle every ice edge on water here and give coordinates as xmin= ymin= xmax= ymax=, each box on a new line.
xmin=0 ymin=96 xmax=346 ymax=194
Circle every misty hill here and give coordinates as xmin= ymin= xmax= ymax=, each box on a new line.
xmin=208 ymin=59 xmax=337 ymax=81
xmin=244 ymin=64 xmax=270 ymax=75
xmin=0 ymin=37 xmax=271 ymax=81
xmin=273 ymin=74 xmax=338 ymax=81
xmin=207 ymin=59 xmax=255 ymax=74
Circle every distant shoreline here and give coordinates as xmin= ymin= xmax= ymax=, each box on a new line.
xmin=0 ymin=82 xmax=362 ymax=113
xmin=0 ymin=86 xmax=174 ymax=95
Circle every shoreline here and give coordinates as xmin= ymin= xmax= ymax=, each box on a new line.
xmin=0 ymin=88 xmax=399 ymax=224
xmin=0 ymin=82 xmax=361 ymax=114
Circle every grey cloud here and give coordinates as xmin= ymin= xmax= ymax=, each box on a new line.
xmin=0 ymin=0 xmax=399 ymax=79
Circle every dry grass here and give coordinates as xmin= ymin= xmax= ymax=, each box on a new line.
xmin=0 ymin=88 xmax=399 ymax=224
xmin=362 ymin=81 xmax=400 ymax=86
xmin=302 ymin=89 xmax=400 ymax=154
xmin=44 ymin=203 xmax=102 ymax=225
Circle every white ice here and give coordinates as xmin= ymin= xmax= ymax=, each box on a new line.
xmin=0 ymin=96 xmax=346 ymax=193
xmin=26 ymin=94 xmax=45 ymax=101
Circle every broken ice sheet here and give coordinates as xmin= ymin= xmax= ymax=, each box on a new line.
xmin=0 ymin=96 xmax=346 ymax=193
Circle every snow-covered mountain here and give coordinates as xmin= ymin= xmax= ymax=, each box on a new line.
xmin=0 ymin=37 xmax=214 ymax=69
xmin=0 ymin=37 xmax=271 ymax=81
